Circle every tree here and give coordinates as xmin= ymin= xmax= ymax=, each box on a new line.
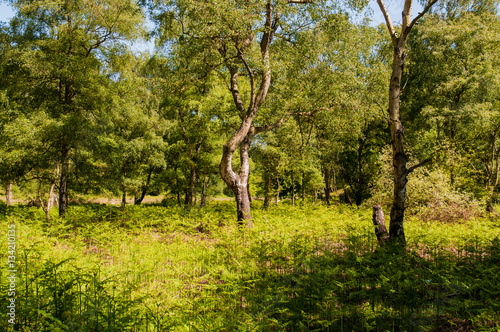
xmin=6 ymin=0 xmax=144 ymax=217
xmin=151 ymin=52 xmax=230 ymax=207
xmin=96 ymin=54 xmax=167 ymax=211
xmin=375 ymin=0 xmax=438 ymax=246
xmin=149 ymin=0 xmax=321 ymax=225
xmin=404 ymin=10 xmax=500 ymax=210
xmin=269 ymin=15 xmax=388 ymax=207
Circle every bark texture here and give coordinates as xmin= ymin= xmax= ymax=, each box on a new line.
xmin=372 ymin=205 xmax=389 ymax=243
xmin=387 ymin=42 xmax=408 ymax=246
xmin=221 ymin=129 xmax=254 ymax=226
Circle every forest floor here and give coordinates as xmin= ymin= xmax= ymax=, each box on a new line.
xmin=0 ymin=200 xmax=499 ymax=331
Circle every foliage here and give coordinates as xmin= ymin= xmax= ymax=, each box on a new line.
xmin=369 ymin=147 xmax=484 ymax=222
xmin=1 ymin=202 xmax=499 ymax=331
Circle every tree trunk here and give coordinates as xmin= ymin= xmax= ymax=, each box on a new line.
xmin=247 ymin=179 xmax=252 ymax=205
xmin=373 ymin=205 xmax=389 ymax=243
xmin=218 ymin=0 xmax=284 ymax=225
xmin=333 ymin=168 xmax=337 ymax=194
xmin=38 ymin=181 xmax=56 ymax=222
xmin=46 ymin=182 xmax=55 ymax=222
xmin=291 ymin=170 xmax=295 ymax=207
xmin=387 ymin=42 xmax=409 ymax=246
xmin=185 ymin=163 xmax=197 ymax=206
xmin=487 ymin=146 xmax=500 ymax=212
xmin=235 ymin=184 xmax=252 ymax=226
xmin=301 ymin=172 xmax=306 ymax=205
xmin=59 ymin=142 xmax=70 ymax=218
xmin=276 ymin=175 xmax=280 ymax=206
xmin=237 ymin=134 xmax=252 ymax=225
xmin=134 ymin=168 xmax=153 ymax=205
xmin=220 ymin=129 xmax=254 ymax=226
xmin=200 ymin=176 xmax=208 ymax=207
xmin=121 ymin=190 xmax=126 ymax=212
xmin=377 ymin=0 xmax=437 ymax=248
xmin=45 ymin=182 xmax=56 ymax=222
xmin=324 ymin=167 xmax=331 ymax=206
xmin=5 ymin=179 xmax=12 ymax=206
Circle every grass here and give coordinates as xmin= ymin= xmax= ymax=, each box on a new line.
xmin=0 ymin=200 xmax=499 ymax=331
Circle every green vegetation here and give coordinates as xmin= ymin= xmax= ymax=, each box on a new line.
xmin=1 ymin=0 xmax=500 ymax=329
xmin=1 ymin=201 xmax=499 ymax=331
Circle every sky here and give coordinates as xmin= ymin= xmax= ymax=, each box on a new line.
xmin=368 ymin=0 xmax=424 ymax=27
xmin=0 ymin=1 xmax=424 ymax=53
xmin=0 ymin=2 xmax=13 ymax=22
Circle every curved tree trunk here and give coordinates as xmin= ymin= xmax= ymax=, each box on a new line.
xmin=291 ymin=170 xmax=295 ymax=207
xmin=220 ymin=128 xmax=254 ymax=226
xmin=135 ymin=168 xmax=153 ymax=205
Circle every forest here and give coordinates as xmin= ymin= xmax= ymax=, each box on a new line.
xmin=0 ymin=0 xmax=500 ymax=330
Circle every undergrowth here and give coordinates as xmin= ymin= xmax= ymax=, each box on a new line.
xmin=0 ymin=201 xmax=499 ymax=331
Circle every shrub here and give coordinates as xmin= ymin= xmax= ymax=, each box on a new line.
xmin=368 ymin=148 xmax=483 ymax=222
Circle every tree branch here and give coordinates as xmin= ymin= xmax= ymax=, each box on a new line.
xmin=229 ymin=66 xmax=246 ymax=117
xmin=254 ymin=1 xmax=274 ymax=110
xmin=407 ymin=158 xmax=432 ymax=174
xmin=235 ymin=43 xmax=255 ymax=112
xmin=376 ymin=0 xmax=398 ymax=47
xmin=254 ymin=112 xmax=286 ymax=135
xmin=406 ymin=0 xmax=439 ymax=33
xmin=401 ymin=0 xmax=413 ymax=38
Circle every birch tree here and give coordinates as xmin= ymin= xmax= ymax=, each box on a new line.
xmin=375 ymin=0 xmax=438 ymax=245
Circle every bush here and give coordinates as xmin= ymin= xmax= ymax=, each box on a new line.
xmin=409 ymin=170 xmax=483 ymax=222
xmin=368 ymin=148 xmax=483 ymax=222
